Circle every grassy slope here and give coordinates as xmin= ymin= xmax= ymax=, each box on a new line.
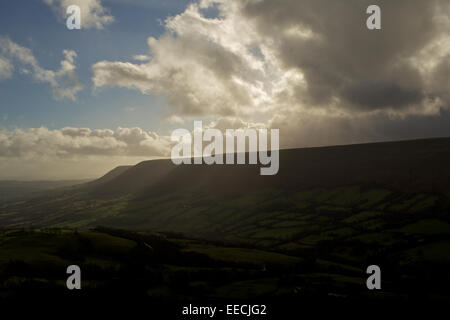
xmin=0 ymin=180 xmax=88 ymax=203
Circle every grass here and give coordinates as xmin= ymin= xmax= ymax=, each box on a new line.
xmin=403 ymin=241 xmax=450 ymax=263
xmin=395 ymin=219 xmax=450 ymax=235
xmin=183 ymin=243 xmax=302 ymax=265
xmin=0 ymin=230 xmax=136 ymax=266
xmin=214 ymin=278 xmax=279 ymax=299
xmin=343 ymin=211 xmax=381 ymax=223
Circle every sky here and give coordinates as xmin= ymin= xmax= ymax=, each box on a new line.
xmin=0 ymin=0 xmax=449 ymax=180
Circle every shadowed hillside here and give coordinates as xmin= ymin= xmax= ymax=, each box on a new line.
xmin=90 ymin=137 xmax=450 ymax=196
xmin=89 ymin=160 xmax=176 ymax=195
xmin=84 ymin=165 xmax=132 ymax=188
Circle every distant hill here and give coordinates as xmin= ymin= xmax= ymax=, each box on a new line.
xmin=84 ymin=165 xmax=132 ymax=188
xmin=88 ymin=161 xmax=174 ymax=195
xmin=90 ymin=137 xmax=450 ymax=196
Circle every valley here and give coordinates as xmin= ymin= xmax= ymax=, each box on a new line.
xmin=0 ymin=138 xmax=449 ymax=307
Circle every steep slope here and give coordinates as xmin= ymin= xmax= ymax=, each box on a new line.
xmin=84 ymin=165 xmax=132 ymax=188
xmin=90 ymin=160 xmax=176 ymax=195
xmin=93 ymin=137 xmax=450 ymax=196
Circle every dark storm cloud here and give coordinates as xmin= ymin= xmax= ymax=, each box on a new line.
xmin=342 ymin=81 xmax=423 ymax=110
xmin=432 ymin=55 xmax=450 ymax=103
xmin=243 ymin=0 xmax=448 ymax=112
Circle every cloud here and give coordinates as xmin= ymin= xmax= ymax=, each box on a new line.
xmin=0 ymin=119 xmax=267 ymax=160
xmin=0 ymin=37 xmax=83 ymax=100
xmin=132 ymin=55 xmax=151 ymax=62
xmin=0 ymin=127 xmax=171 ymax=159
xmin=243 ymin=0 xmax=450 ymax=116
xmin=44 ymin=0 xmax=114 ymax=29
xmin=206 ymin=117 xmax=266 ymax=132
xmin=91 ymin=0 xmax=450 ymax=119
xmin=165 ymin=115 xmax=185 ymax=125
xmin=92 ymin=1 xmax=268 ymax=117
xmin=0 ymin=56 xmax=13 ymax=79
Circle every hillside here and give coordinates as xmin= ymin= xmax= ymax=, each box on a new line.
xmin=83 ymin=165 xmax=132 ymax=188
xmin=1 ymin=138 xmax=450 ymax=305
xmin=89 ymin=137 xmax=450 ymax=196
xmin=0 ymin=137 xmax=449 ymax=236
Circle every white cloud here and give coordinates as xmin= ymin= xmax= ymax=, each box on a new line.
xmin=165 ymin=115 xmax=185 ymax=125
xmin=92 ymin=1 xmax=269 ymax=117
xmin=44 ymin=0 xmax=114 ymax=29
xmin=0 ymin=118 xmax=264 ymax=160
xmin=91 ymin=0 xmax=450 ymax=121
xmin=0 ymin=37 xmax=83 ymax=100
xmin=0 ymin=127 xmax=172 ymax=159
xmin=206 ymin=117 xmax=266 ymax=132
xmin=0 ymin=56 xmax=13 ymax=79
xmin=132 ymin=55 xmax=151 ymax=62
